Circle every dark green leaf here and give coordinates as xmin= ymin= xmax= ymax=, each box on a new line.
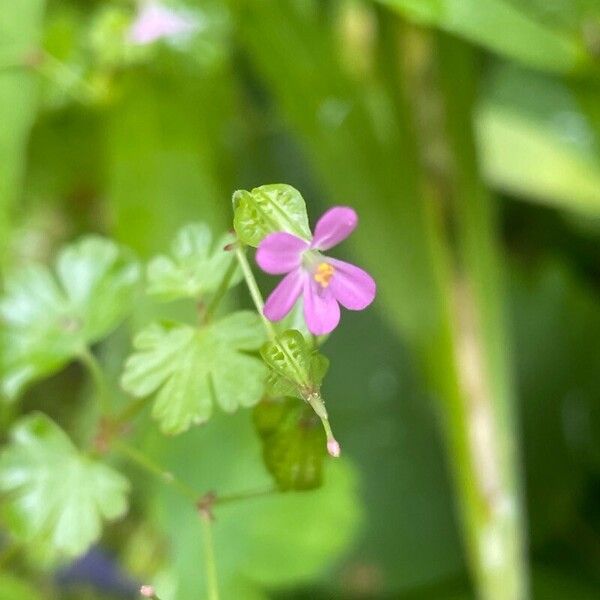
xmin=232 ymin=184 xmax=312 ymax=247
xmin=0 ymin=236 xmax=141 ymax=399
xmin=0 ymin=413 xmax=129 ymax=559
xmin=121 ymin=312 xmax=267 ymax=434
xmin=146 ymin=222 xmax=241 ymax=301
xmin=253 ymin=397 xmax=326 ymax=491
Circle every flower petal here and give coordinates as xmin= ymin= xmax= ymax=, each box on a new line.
xmin=303 ymin=279 xmax=340 ymax=335
xmin=328 ymin=258 xmax=376 ymax=310
xmin=256 ymin=232 xmax=309 ymax=275
xmin=311 ymin=206 xmax=358 ymax=251
xmin=264 ymin=269 xmax=305 ymax=321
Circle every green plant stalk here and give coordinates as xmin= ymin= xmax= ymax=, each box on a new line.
xmin=436 ymin=33 xmax=528 ymax=599
xmin=234 ymin=244 xmax=276 ymax=339
xmin=200 ymin=513 xmax=220 ymax=600
xmin=113 ymin=440 xmax=198 ymax=503
xmin=203 ymin=255 xmax=239 ymax=321
xmin=79 ymin=346 xmax=111 ymax=415
xmin=214 ymin=486 xmax=277 ymax=506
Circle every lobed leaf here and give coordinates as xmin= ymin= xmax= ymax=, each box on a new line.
xmin=0 ymin=236 xmax=141 ymax=399
xmin=232 ymin=184 xmax=312 ymax=247
xmin=0 ymin=413 xmax=130 ymax=559
xmin=253 ymin=397 xmax=326 ymax=491
xmin=146 ymin=222 xmax=241 ymax=301
xmin=121 ymin=311 xmax=267 ymax=434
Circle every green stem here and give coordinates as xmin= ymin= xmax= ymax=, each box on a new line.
xmin=437 ymin=33 xmax=527 ymax=599
xmin=113 ymin=441 xmax=198 ymax=503
xmin=112 ymin=395 xmax=151 ymax=427
xmin=203 ymin=255 xmax=239 ymax=321
xmin=79 ymin=346 xmax=111 ymax=415
xmin=234 ymin=245 xmax=276 ymax=340
xmin=200 ymin=513 xmax=220 ymax=600
xmin=214 ymin=486 xmax=277 ymax=507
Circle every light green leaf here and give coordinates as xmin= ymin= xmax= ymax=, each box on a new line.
xmin=477 ymin=64 xmax=600 ymax=214
xmin=0 ymin=236 xmax=141 ymax=399
xmin=0 ymin=413 xmax=129 ymax=559
xmin=253 ymin=397 xmax=326 ymax=491
xmin=232 ymin=184 xmax=312 ymax=247
xmin=121 ymin=311 xmax=267 ymax=434
xmin=378 ymin=0 xmax=591 ymax=74
xmin=146 ymin=222 xmax=241 ymax=301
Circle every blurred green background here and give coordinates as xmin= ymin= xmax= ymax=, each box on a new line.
xmin=2 ymin=0 xmax=600 ymax=598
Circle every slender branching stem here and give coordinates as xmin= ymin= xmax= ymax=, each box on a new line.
xmin=200 ymin=512 xmax=220 ymax=600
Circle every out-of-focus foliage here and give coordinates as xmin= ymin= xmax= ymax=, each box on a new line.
xmin=1 ymin=0 xmax=600 ymax=598
xmin=0 ymin=236 xmax=140 ymax=399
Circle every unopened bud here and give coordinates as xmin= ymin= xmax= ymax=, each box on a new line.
xmin=140 ymin=585 xmax=155 ymax=598
xmin=327 ymin=438 xmax=341 ymax=458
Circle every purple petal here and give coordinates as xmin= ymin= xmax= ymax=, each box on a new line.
xmin=311 ymin=206 xmax=358 ymax=251
xmin=328 ymin=258 xmax=376 ymax=310
xmin=256 ymin=232 xmax=309 ymax=275
xmin=129 ymin=3 xmax=198 ymax=45
xmin=303 ymin=278 xmax=340 ymax=335
xmin=264 ymin=269 xmax=305 ymax=321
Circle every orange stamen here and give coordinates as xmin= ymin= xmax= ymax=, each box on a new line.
xmin=314 ymin=262 xmax=335 ymax=288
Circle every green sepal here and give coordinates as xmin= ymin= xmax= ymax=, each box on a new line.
xmin=253 ymin=397 xmax=326 ymax=491
xmin=260 ymin=329 xmax=329 ymax=399
xmin=232 ymin=183 xmax=312 ymax=247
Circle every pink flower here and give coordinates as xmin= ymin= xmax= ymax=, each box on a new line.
xmin=256 ymin=206 xmax=376 ymax=335
xmin=129 ymin=2 xmax=199 ymax=45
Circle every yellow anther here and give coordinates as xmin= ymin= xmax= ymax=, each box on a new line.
xmin=314 ymin=262 xmax=335 ymax=288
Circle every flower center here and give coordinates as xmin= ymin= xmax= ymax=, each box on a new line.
xmin=313 ymin=262 xmax=335 ymax=288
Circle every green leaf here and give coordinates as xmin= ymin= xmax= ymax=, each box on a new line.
xmin=377 ymin=0 xmax=591 ymax=74
xmin=232 ymin=184 xmax=312 ymax=247
xmin=121 ymin=312 xmax=267 ymax=434
xmin=253 ymin=397 xmax=326 ymax=491
xmin=146 ymin=222 xmax=241 ymax=301
xmin=0 ymin=413 xmax=129 ymax=559
xmin=0 ymin=236 xmax=141 ymax=399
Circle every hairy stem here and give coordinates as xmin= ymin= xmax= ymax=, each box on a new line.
xmin=113 ymin=441 xmax=198 ymax=503
xmin=203 ymin=255 xmax=239 ymax=322
xmin=200 ymin=513 xmax=220 ymax=600
xmin=79 ymin=346 xmax=111 ymax=415
xmin=234 ymin=245 xmax=276 ymax=340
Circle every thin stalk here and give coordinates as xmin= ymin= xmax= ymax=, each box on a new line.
xmin=112 ymin=395 xmax=151 ymax=427
xmin=113 ymin=440 xmax=198 ymax=503
xmin=79 ymin=346 xmax=111 ymax=415
xmin=203 ymin=255 xmax=238 ymax=321
xmin=36 ymin=51 xmax=98 ymax=104
xmin=234 ymin=245 xmax=276 ymax=339
xmin=437 ymin=33 xmax=528 ymax=599
xmin=214 ymin=486 xmax=277 ymax=507
xmin=200 ymin=513 xmax=220 ymax=600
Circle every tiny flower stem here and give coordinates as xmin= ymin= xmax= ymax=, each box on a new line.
xmin=234 ymin=245 xmax=276 ymax=340
xmin=203 ymin=255 xmax=238 ymax=322
xmin=213 ymin=485 xmax=278 ymax=506
xmin=200 ymin=512 xmax=220 ymax=600
xmin=79 ymin=346 xmax=111 ymax=415
xmin=306 ymin=393 xmax=340 ymax=458
xmin=113 ymin=440 xmax=198 ymax=503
